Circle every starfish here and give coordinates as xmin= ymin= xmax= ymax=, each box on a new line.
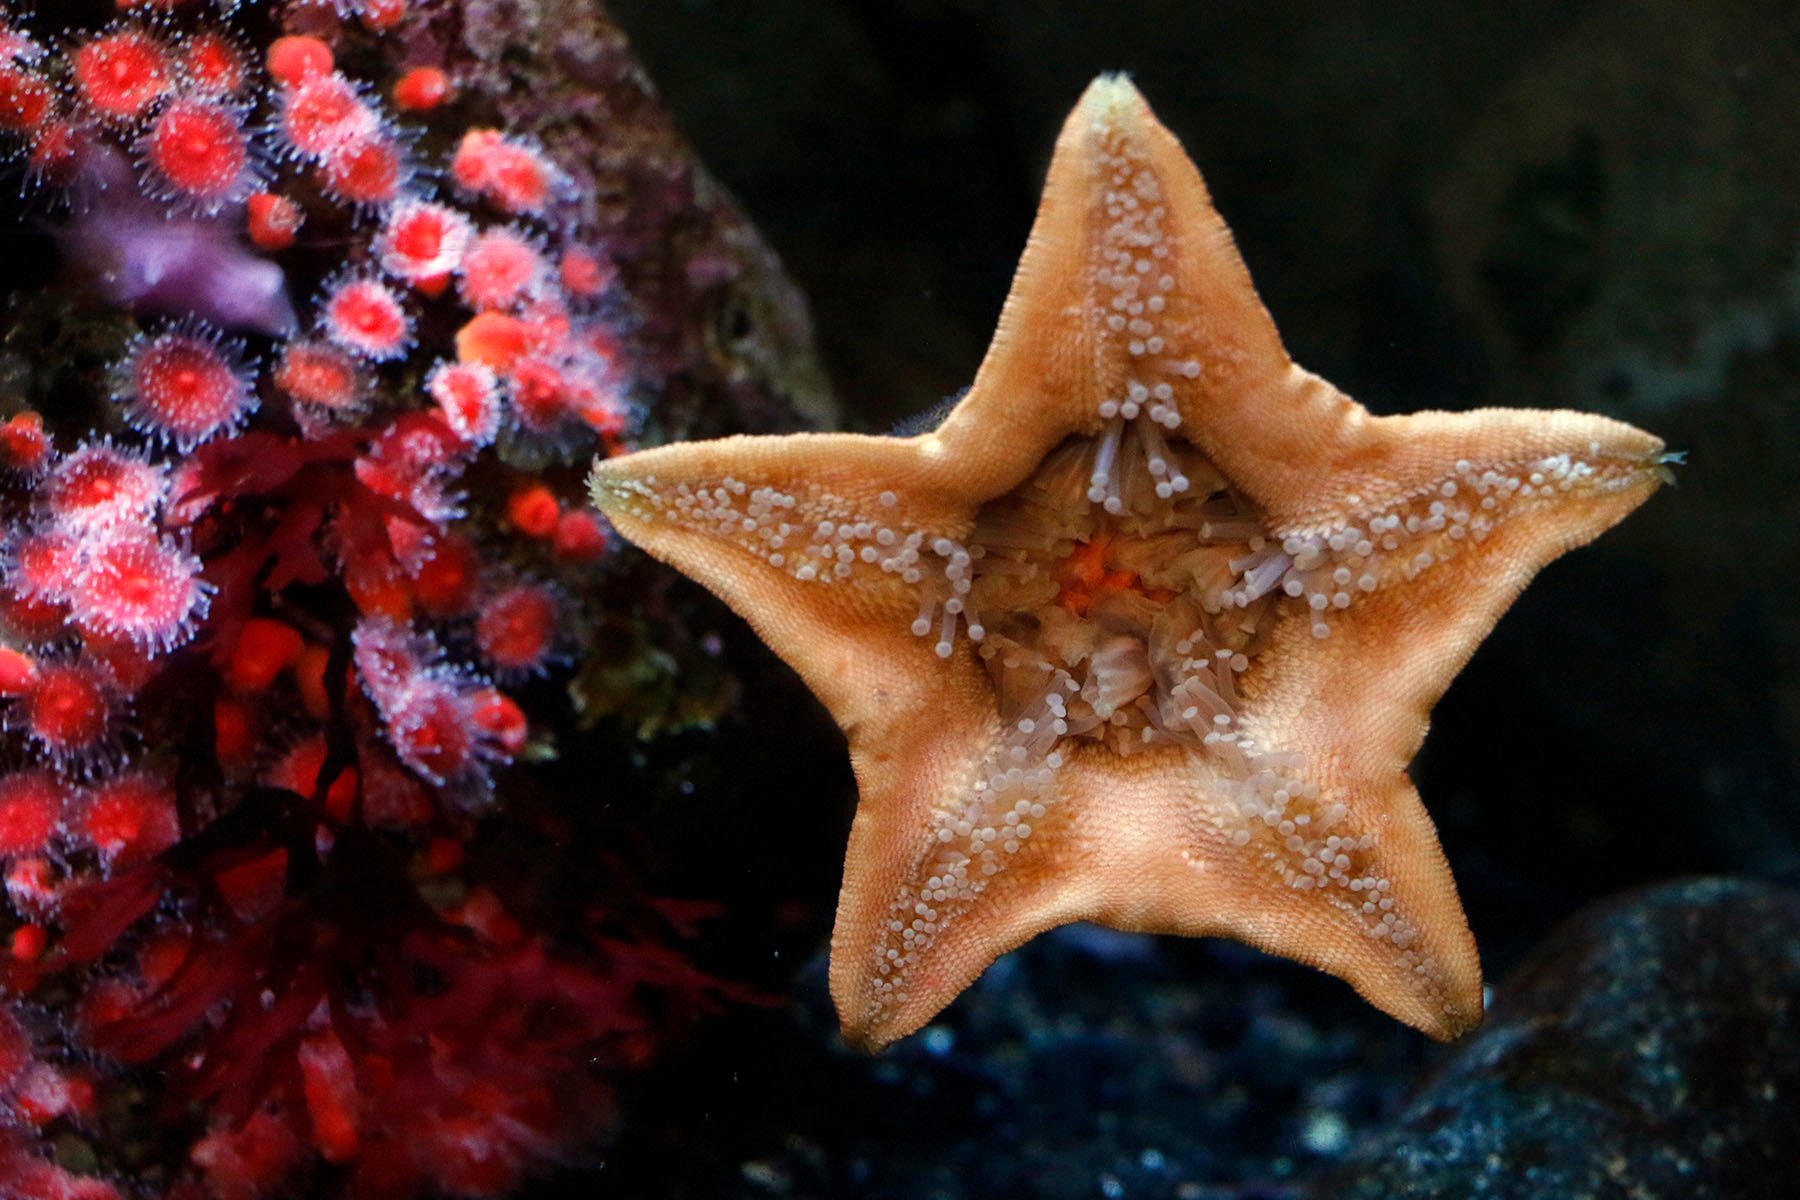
xmin=590 ymin=75 xmax=1669 ymax=1051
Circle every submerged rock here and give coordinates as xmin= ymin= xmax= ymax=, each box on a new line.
xmin=1306 ymin=877 xmax=1800 ymax=1200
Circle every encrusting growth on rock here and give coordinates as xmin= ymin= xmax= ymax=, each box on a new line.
xmin=591 ymin=75 xmax=1673 ymax=1051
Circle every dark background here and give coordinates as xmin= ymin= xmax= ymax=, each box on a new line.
xmin=591 ymin=2 xmax=1800 ymax=1195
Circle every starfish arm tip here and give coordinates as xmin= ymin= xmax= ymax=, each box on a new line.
xmin=1077 ymin=72 xmax=1146 ymax=116
xmin=585 ymin=454 xmax=625 ymax=512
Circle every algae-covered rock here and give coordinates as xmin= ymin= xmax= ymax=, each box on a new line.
xmin=1307 ymin=878 xmax=1800 ymax=1200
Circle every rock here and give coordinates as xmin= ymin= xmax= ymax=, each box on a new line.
xmin=1304 ymin=878 xmax=1800 ymax=1200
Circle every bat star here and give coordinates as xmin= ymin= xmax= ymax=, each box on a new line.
xmin=591 ymin=75 xmax=1669 ymax=1050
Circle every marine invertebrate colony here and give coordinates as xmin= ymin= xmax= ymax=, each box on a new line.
xmin=0 ymin=1 xmax=752 ymax=1196
xmin=592 ymin=76 xmax=1672 ymax=1050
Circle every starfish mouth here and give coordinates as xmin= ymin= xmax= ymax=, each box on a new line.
xmin=964 ymin=432 xmax=1273 ymax=760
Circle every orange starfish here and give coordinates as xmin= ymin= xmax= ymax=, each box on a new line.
xmin=590 ymin=76 xmax=1670 ymax=1050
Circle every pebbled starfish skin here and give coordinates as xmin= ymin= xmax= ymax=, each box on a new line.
xmin=590 ymin=75 xmax=1669 ymax=1051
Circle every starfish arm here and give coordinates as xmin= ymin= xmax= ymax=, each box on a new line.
xmin=589 ymin=433 xmax=998 ymax=732
xmin=829 ymin=737 xmax=1140 ymax=1049
xmin=1229 ymin=622 xmax=1491 ymax=1038
xmin=1071 ymin=753 xmax=1483 ymax=1040
xmin=834 ymin=743 xmax=1480 ymax=1048
xmin=829 ymin=708 xmax=1021 ymax=1049
xmin=1255 ymin=401 xmax=1668 ymax=530
xmin=1244 ymin=402 xmax=1668 ymax=729
xmin=1165 ymin=770 xmax=1486 ymax=1040
xmin=1203 ymin=406 xmax=1669 ymax=1034
xmin=924 ymin=75 xmax=1387 ymax=528
xmin=932 ymin=75 xmax=1295 ymax=500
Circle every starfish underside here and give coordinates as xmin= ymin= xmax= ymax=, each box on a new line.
xmin=591 ymin=76 xmax=1667 ymax=1050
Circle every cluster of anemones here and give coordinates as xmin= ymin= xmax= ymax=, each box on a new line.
xmin=0 ymin=439 xmax=208 ymax=768
xmin=0 ymin=3 xmax=721 ymax=1198
xmin=1 ymin=3 xmax=614 ymax=802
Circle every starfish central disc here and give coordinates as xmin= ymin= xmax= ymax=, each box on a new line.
xmin=965 ymin=434 xmax=1267 ymax=759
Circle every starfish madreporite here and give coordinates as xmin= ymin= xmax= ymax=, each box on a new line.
xmin=590 ymin=75 xmax=1671 ymax=1050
